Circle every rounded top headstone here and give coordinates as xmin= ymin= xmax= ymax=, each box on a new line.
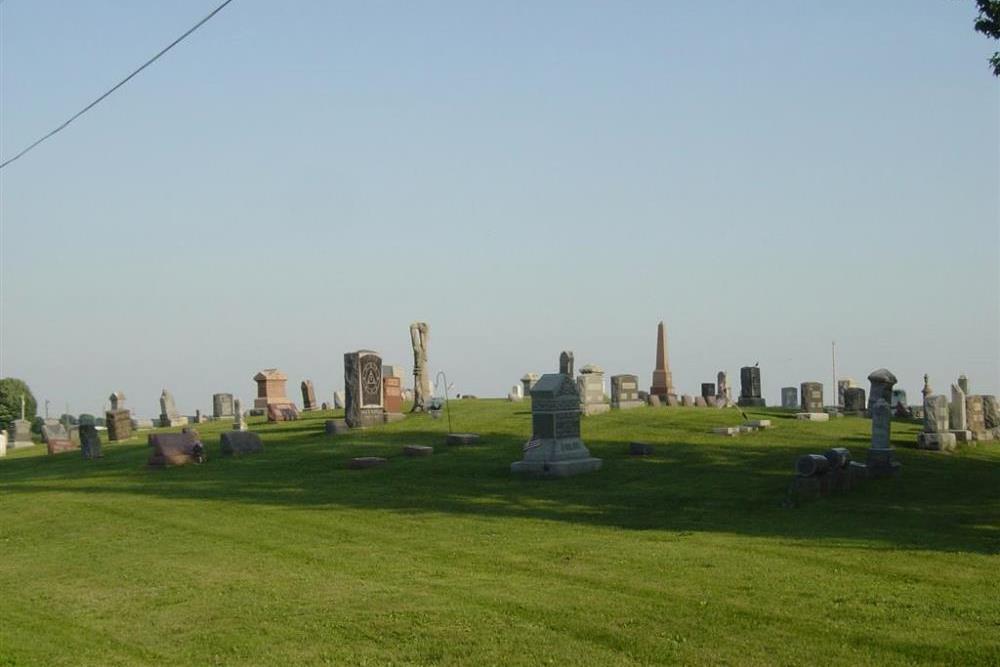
xmin=867 ymin=368 xmax=897 ymax=385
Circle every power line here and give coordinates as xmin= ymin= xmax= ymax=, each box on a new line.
xmin=0 ymin=0 xmax=236 ymax=170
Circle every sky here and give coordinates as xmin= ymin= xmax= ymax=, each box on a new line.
xmin=1 ymin=0 xmax=998 ymax=418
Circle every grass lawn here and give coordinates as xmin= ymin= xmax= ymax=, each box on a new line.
xmin=1 ymin=400 xmax=998 ymax=665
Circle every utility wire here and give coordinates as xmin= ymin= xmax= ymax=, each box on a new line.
xmin=0 ymin=0 xmax=236 ymax=170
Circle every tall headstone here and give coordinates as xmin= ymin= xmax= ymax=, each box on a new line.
xmin=949 ymin=383 xmax=972 ymax=442
xmin=649 ymin=322 xmax=675 ymax=402
xmin=700 ymin=383 xmax=715 ymax=399
xmin=109 ymin=392 xmax=125 ymax=411
xmin=9 ymin=395 xmax=33 ymax=449
xmin=409 ymin=322 xmax=431 ymax=413
xmin=966 ymin=395 xmax=986 ymax=437
xmin=559 ymin=351 xmax=575 ymax=377
xmin=333 ymin=391 xmax=345 ymax=409
xmin=611 ymin=374 xmax=643 ymax=410
xmin=253 ymin=369 xmax=293 ymax=413
xmin=867 ymin=398 xmax=899 ymax=476
xmin=511 ymin=373 xmax=602 ymax=477
xmin=738 ymin=367 xmax=765 ymax=407
xmin=0 ymin=431 xmax=7 ymax=457
xmin=521 ymin=373 xmax=540 ymax=397
xmin=781 ymin=387 xmax=798 ymax=409
xmin=577 ymin=364 xmax=609 ymax=416
xmin=301 ymin=380 xmax=317 ymax=411
xmin=867 ymin=368 xmax=896 ymax=412
xmin=159 ymin=389 xmax=188 ymax=427
xmin=843 ymin=387 xmax=866 ymax=415
xmin=917 ymin=395 xmax=956 ymax=451
xmin=344 ymin=350 xmax=384 ymax=428
xmin=212 ymin=393 xmax=234 ymax=419
xmin=233 ymin=398 xmax=247 ymax=431
xmin=799 ymin=382 xmax=823 ymax=413
xmin=79 ymin=423 xmax=102 ymax=460
xmin=383 ymin=376 xmax=404 ymax=418
xmin=716 ymin=371 xmax=733 ymax=407
xmin=921 ymin=374 xmax=932 ymax=401
xmin=958 ymin=375 xmax=969 ymax=395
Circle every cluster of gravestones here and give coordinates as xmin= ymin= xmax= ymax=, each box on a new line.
xmin=787 ymin=447 xmax=868 ymax=504
xmin=145 ymin=429 xmax=263 ymax=467
xmin=916 ymin=374 xmax=1000 ymax=451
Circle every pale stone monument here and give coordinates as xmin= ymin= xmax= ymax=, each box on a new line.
xmin=213 ymin=393 xmax=234 ymax=419
xmin=717 ymin=371 xmax=733 ymax=407
xmin=867 ymin=368 xmax=901 ymax=476
xmin=507 ymin=385 xmax=524 ymax=402
xmin=921 ymin=374 xmax=932 ymax=400
xmin=345 ymin=350 xmax=385 ymax=428
xmin=521 ymin=373 xmax=540 ymax=397
xmin=958 ymin=374 xmax=969 ymax=395
xmin=511 ymin=373 xmax=602 ymax=477
xmin=949 ymin=384 xmax=972 ymax=442
xmin=577 ymin=364 xmax=609 ymax=416
xmin=917 ymin=395 xmax=957 ymax=451
xmin=333 ymin=391 xmax=345 ymax=409
xmin=611 ymin=374 xmax=643 ymax=410
xmin=109 ymin=391 xmax=125 ymax=411
xmin=233 ymin=398 xmax=247 ymax=431
xmin=8 ymin=395 xmax=33 ymax=448
xmin=159 ymin=389 xmax=188 ymax=427
xmin=781 ymin=387 xmax=798 ymax=409
xmin=0 ymin=431 xmax=7 ymax=457
xmin=738 ymin=366 xmax=765 ymax=407
xmin=409 ymin=322 xmax=431 ymax=413
xmin=649 ymin=321 xmax=676 ymax=403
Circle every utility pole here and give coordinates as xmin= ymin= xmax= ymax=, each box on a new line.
xmin=831 ymin=341 xmax=838 ymax=409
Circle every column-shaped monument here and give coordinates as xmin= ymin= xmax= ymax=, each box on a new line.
xmin=650 ymin=321 xmax=676 ymax=404
xmin=409 ymin=322 xmax=430 ymax=413
xmin=867 ymin=368 xmax=901 ymax=476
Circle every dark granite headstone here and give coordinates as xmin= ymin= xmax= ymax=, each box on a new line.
xmin=344 ymin=350 xmax=385 ymax=428
xmin=738 ymin=366 xmax=765 ymax=407
xmin=79 ymin=424 xmax=102 ymax=459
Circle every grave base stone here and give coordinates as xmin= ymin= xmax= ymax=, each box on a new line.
xmin=796 ymin=412 xmax=830 ymax=422
xmin=348 ymin=457 xmax=386 ymax=469
xmin=404 ymin=445 xmax=433 ymax=457
xmin=916 ymin=432 xmax=957 ymax=452
xmin=325 ymin=419 xmax=349 ymax=435
xmin=446 ymin=433 xmax=480 ymax=445
xmin=950 ymin=430 xmax=973 ymax=444
xmin=220 ymin=431 xmax=263 ymax=457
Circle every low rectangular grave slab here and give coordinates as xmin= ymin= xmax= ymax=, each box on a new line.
xmin=220 ymin=431 xmax=263 ymax=457
xmin=403 ymin=445 xmax=433 ymax=457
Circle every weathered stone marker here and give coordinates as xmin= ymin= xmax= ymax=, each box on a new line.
xmin=649 ymin=322 xmax=676 ymax=403
xmin=800 ymin=382 xmax=823 ymax=413
xmin=220 ymin=431 xmax=263 ymax=456
xmin=577 ymin=364 xmax=609 ymax=416
xmin=344 ymin=350 xmax=384 ymax=428
xmin=867 ymin=368 xmax=901 ymax=476
xmin=738 ymin=366 xmax=765 ymax=407
xmin=213 ymin=393 xmax=234 ymax=419
xmin=781 ymin=386 xmax=798 ymax=409
xmin=301 ymin=380 xmax=317 ymax=411
xmin=917 ymin=395 xmax=957 ymax=451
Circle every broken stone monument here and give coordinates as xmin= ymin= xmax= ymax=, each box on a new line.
xmin=949 ymin=383 xmax=972 ymax=443
xmin=511 ymin=373 xmax=602 ymax=477
xmin=649 ymin=321 xmax=676 ymax=403
xmin=738 ymin=366 xmax=765 ymax=407
xmin=611 ymin=374 xmax=643 ymax=410
xmin=409 ymin=322 xmax=431 ymax=413
xmin=344 ymin=350 xmax=385 ymax=429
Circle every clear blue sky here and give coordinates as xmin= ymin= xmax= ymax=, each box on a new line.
xmin=1 ymin=0 xmax=998 ymax=417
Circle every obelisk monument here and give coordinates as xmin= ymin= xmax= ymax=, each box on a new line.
xmin=650 ymin=321 xmax=675 ymax=403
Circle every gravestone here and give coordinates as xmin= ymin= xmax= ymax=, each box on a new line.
xmin=716 ymin=371 xmax=733 ymax=407
xmin=837 ymin=379 xmax=856 ymax=407
xmin=521 ymin=373 xmax=540 ymax=398
xmin=950 ymin=384 xmax=968 ymax=431
xmin=267 ymin=403 xmax=299 ymax=422
xmin=694 ymin=396 xmax=707 ymax=407
xmin=301 ymin=380 xmax=317 ymax=411
xmin=681 ymin=395 xmax=695 ymax=407
xmin=109 ymin=391 xmax=125 ymax=411
xmin=0 ymin=432 xmax=6 ymax=457
xmin=105 ymin=410 xmax=133 ymax=441
xmin=958 ymin=374 xmax=969 ymax=395
xmin=781 ymin=387 xmax=798 ymax=409
xmin=231 ymin=398 xmax=246 ymax=431
xmin=867 ymin=397 xmax=900 ymax=476
xmin=131 ymin=417 xmax=154 ymax=430
xmin=382 ymin=365 xmax=404 ymax=383
xmin=738 ymin=366 xmax=765 ymax=407
xmin=921 ymin=374 xmax=932 ymax=400
xmin=47 ymin=438 xmax=77 ymax=455
xmin=8 ymin=396 xmax=33 ymax=449
xmin=508 ymin=385 xmax=524 ymax=402
xmin=800 ymin=382 xmax=823 ymax=413
xmin=867 ymin=369 xmax=896 ymax=413
xmin=891 ymin=389 xmax=907 ymax=411
xmin=649 ymin=321 xmax=676 ymax=403
xmin=213 ymin=393 xmax=234 ymax=419
xmin=148 ymin=432 xmax=204 ymax=467
xmin=843 ymin=387 xmax=866 ymax=415
xmin=409 ymin=322 xmax=431 ymax=413
xmin=383 ymin=376 xmax=404 ymax=419
xmin=333 ymin=391 xmax=345 ymax=409
xmin=41 ymin=421 xmax=69 ymax=444
xmin=220 ymin=431 xmax=263 ymax=457
xmin=344 ymin=350 xmax=384 ymax=429
xmin=700 ymin=383 xmax=715 ymax=399
xmin=159 ymin=389 xmax=188 ymax=427
xmin=966 ymin=395 xmax=986 ymax=437
xmin=577 ymin=364 xmax=609 ymax=416
xmin=917 ymin=395 xmax=956 ymax=451
xmin=79 ymin=424 xmax=102 ymax=459
xmin=611 ymin=374 xmax=643 ymax=410
xmin=253 ymin=369 xmax=292 ymax=412
xmin=559 ymin=351 xmax=575 ymax=377
xmin=983 ymin=396 xmax=1000 ymax=429
xmin=512 ymin=373 xmax=602 ymax=477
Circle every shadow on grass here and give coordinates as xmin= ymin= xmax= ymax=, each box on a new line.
xmin=2 ymin=406 xmax=999 ymax=556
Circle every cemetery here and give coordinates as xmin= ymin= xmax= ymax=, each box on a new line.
xmin=2 ymin=357 xmax=999 ymax=664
